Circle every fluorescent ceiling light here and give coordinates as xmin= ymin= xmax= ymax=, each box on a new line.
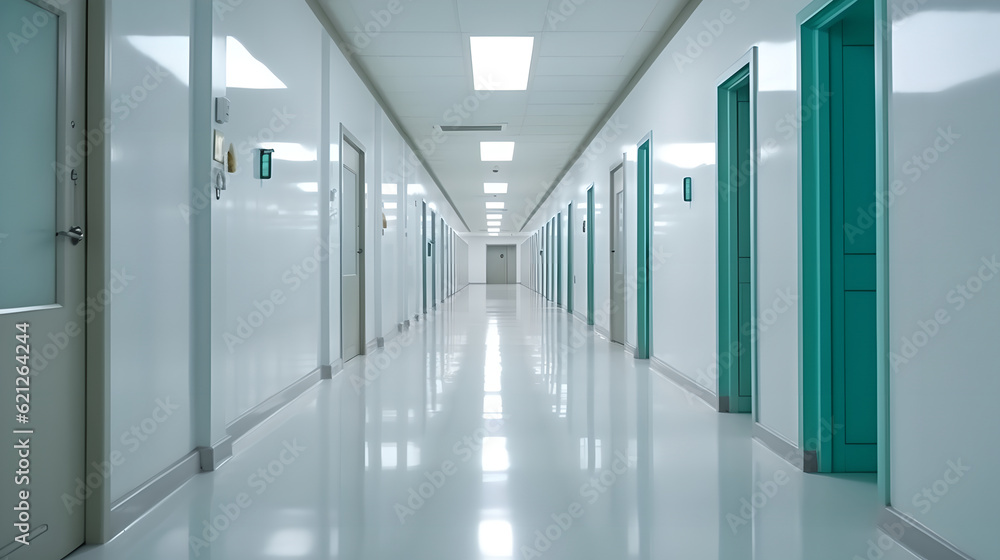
xmin=485 ymin=202 xmax=505 ymax=209
xmin=486 ymin=214 xmax=503 ymax=220
xmin=481 ymin=142 xmax=515 ymax=161
xmin=489 ymin=233 xmax=499 ymax=237
xmin=382 ymin=184 xmax=398 ymax=195
xmin=488 ymin=228 xmax=501 ymax=233
xmin=295 ymin=182 xmax=318 ymax=193
xmin=487 ymin=221 xmax=502 ymax=227
xmin=484 ymin=183 xmax=508 ymax=194
xmin=384 ymin=202 xmax=397 ymax=210
xmin=226 ymin=36 xmax=287 ymax=89
xmin=471 ymin=36 xmax=534 ymax=91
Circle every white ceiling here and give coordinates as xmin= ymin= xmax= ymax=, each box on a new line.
xmin=317 ymin=0 xmax=689 ymax=232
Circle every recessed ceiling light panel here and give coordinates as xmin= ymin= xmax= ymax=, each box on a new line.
xmin=471 ymin=37 xmax=534 ymax=91
xmin=484 ymin=183 xmax=508 ymax=194
xmin=481 ymin=142 xmax=515 ymax=161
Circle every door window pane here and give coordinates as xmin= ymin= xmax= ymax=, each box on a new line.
xmin=0 ymin=0 xmax=59 ymax=309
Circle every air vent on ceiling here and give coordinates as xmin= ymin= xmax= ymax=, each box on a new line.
xmin=437 ymin=124 xmax=506 ymax=133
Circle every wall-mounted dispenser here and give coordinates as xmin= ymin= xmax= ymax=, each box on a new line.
xmin=254 ymin=148 xmax=274 ymax=180
xmin=215 ymin=97 xmax=230 ymax=124
xmin=684 ymin=177 xmax=692 ymax=202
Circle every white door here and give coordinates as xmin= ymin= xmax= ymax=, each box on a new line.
xmin=611 ymin=167 xmax=626 ymax=344
xmin=341 ymin=144 xmax=363 ymax=361
xmin=0 ymin=0 xmax=87 ymax=557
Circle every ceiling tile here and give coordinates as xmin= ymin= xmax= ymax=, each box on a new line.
xmin=535 ymin=56 xmax=628 ymax=76
xmin=457 ymin=0 xmax=550 ymax=33
xmin=344 ymin=32 xmax=464 ymax=57
xmin=344 ymin=0 xmax=461 ymax=33
xmin=376 ymin=75 xmax=469 ymax=92
xmin=527 ymin=89 xmax=616 ymax=104
xmin=522 ymin=115 xmax=593 ymax=127
xmin=541 ymin=0 xmax=659 ymax=32
xmin=536 ymin=32 xmax=639 ymax=57
xmin=531 ymin=75 xmax=622 ymax=91
xmin=362 ymin=56 xmax=466 ymax=77
xmin=525 ymin=104 xmax=601 ymax=116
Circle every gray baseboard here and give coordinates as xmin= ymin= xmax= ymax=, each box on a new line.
xmin=752 ymin=422 xmax=817 ymax=472
xmin=109 ymin=451 xmax=201 ymax=537
xmin=197 ymin=435 xmax=232 ymax=471
xmin=227 ymin=368 xmax=323 ymax=443
xmin=595 ymin=325 xmax=611 ymax=340
xmin=649 ymin=356 xmax=720 ymax=410
xmin=878 ymin=507 xmax=974 ymax=560
xmin=321 ymin=360 xmax=343 ymax=380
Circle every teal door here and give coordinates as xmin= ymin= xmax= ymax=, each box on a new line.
xmin=800 ymin=0 xmax=878 ymax=473
xmin=636 ymin=139 xmax=651 ymax=359
xmin=587 ymin=187 xmax=595 ymax=325
xmin=831 ymin=6 xmax=877 ymax=472
xmin=718 ymin=67 xmax=754 ymax=413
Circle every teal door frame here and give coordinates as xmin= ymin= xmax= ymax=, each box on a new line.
xmin=567 ymin=203 xmax=574 ymax=314
xmin=636 ymin=135 xmax=652 ymax=360
xmin=587 ymin=186 xmax=595 ymax=325
xmin=798 ymin=0 xmax=891 ymax=490
xmin=717 ymin=48 xmax=759 ymax=415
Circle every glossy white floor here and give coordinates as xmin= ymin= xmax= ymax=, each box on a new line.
xmin=68 ymin=285 xmax=921 ymax=560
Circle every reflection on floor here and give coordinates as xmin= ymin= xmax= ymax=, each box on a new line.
xmin=67 ymin=285 xmax=920 ymax=560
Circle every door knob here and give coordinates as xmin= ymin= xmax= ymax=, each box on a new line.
xmin=57 ymin=226 xmax=84 ymax=246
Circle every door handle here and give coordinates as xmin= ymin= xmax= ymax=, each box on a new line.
xmin=57 ymin=226 xmax=84 ymax=246
xmin=357 ymin=248 xmax=363 ymax=254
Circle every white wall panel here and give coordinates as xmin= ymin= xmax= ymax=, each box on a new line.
xmin=887 ymin=1 xmax=1000 ymax=557
xmin=213 ymin=0 xmax=323 ymax=425
xmin=106 ymin=0 xmax=195 ymax=501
